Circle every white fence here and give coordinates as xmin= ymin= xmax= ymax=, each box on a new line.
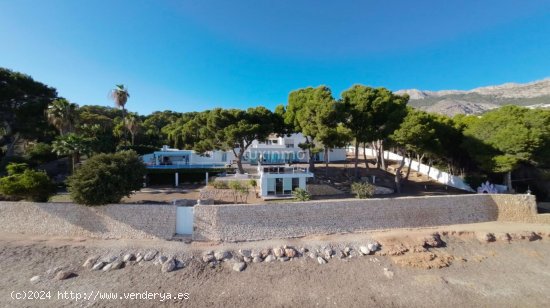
xmin=348 ymin=147 xmax=475 ymax=192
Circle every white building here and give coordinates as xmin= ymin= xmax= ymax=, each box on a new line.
xmin=142 ymin=133 xmax=347 ymax=168
xmin=257 ymin=164 xmax=313 ymax=197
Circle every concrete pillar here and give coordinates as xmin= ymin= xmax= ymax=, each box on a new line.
xmin=175 ymin=172 xmax=179 ymax=187
xmin=205 ymin=172 xmax=209 ymax=185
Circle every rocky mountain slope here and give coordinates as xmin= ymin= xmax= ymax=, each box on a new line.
xmin=397 ymin=79 xmax=550 ymax=116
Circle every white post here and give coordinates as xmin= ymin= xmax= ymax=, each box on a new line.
xmin=175 ymin=172 xmax=179 ymax=187
xmin=205 ymin=172 xmax=209 ymax=185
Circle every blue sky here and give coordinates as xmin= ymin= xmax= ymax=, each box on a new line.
xmin=1 ymin=0 xmax=550 ymax=115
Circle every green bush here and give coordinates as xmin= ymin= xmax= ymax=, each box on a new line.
xmin=351 ymin=182 xmax=376 ymax=199
xmin=211 ymin=181 xmax=229 ymax=189
xmin=292 ymin=188 xmax=311 ymax=201
xmin=228 ymin=180 xmax=250 ymax=203
xmin=25 ymin=142 xmax=57 ymax=164
xmin=67 ymin=151 xmax=146 ymax=205
xmin=0 ymin=163 xmax=55 ymax=202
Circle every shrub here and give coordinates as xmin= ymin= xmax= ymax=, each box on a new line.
xmin=0 ymin=163 xmax=55 ymax=202
xmin=211 ymin=181 xmax=229 ymax=189
xmin=67 ymin=151 xmax=146 ymax=206
xmin=228 ymin=180 xmax=249 ymax=203
xmin=292 ymin=188 xmax=311 ymax=201
xmin=351 ymin=182 xmax=376 ymax=199
xmin=25 ymin=142 xmax=57 ymax=164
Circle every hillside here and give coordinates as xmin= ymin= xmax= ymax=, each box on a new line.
xmin=397 ymin=79 xmax=550 ymax=116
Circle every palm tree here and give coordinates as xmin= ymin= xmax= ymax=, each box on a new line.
xmin=124 ymin=115 xmax=141 ymax=145
xmin=110 ymin=84 xmax=130 ymax=141
xmin=52 ymin=133 xmax=91 ymax=173
xmin=46 ymin=98 xmax=78 ymax=136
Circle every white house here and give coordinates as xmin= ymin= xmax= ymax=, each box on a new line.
xmin=257 ymin=164 xmax=313 ymax=197
xmin=141 ymin=146 xmax=228 ymax=168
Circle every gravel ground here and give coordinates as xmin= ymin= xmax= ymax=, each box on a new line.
xmin=1 ymin=223 xmax=550 ymax=307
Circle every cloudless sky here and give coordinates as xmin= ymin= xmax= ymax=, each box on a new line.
xmin=1 ymin=0 xmax=550 ymax=115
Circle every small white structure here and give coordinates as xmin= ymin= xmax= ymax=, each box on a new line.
xmin=257 ymin=164 xmax=313 ymax=197
xmin=142 ymin=146 xmax=229 ymax=168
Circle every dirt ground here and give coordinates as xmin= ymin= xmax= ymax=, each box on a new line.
xmin=1 ymin=222 xmax=550 ymax=308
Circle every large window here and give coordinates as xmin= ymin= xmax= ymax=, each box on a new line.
xmin=292 ymin=178 xmax=300 ymax=190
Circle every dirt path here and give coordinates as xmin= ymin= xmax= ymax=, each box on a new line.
xmin=1 ymin=223 xmax=550 ymax=307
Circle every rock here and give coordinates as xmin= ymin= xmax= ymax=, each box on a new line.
xmin=158 ymin=255 xmax=168 ymax=264
xmin=284 ymin=247 xmax=297 ymax=258
xmin=323 ymin=248 xmax=334 ymax=259
xmin=359 ymin=246 xmax=371 ymax=255
xmin=422 ymin=233 xmax=444 ymax=248
xmin=298 ymin=247 xmax=308 ymax=254
xmin=343 ymin=247 xmax=351 ymax=256
xmin=233 ymin=262 xmax=246 ymax=272
xmin=91 ymin=262 xmax=105 ymax=271
xmin=272 ymin=247 xmax=285 ymax=258
xmin=516 ymin=231 xmax=541 ymax=241
xmin=308 ymin=252 xmax=317 ymax=259
xmin=214 ymin=251 xmax=232 ymax=261
xmin=317 ymin=257 xmax=327 ymax=264
xmin=175 ymin=259 xmax=185 ymax=269
xmin=264 ymin=255 xmax=276 ymax=263
xmin=251 ymin=250 xmax=261 ymax=258
xmin=83 ymin=256 xmax=99 ymax=269
xmin=476 ymin=232 xmax=496 ymax=243
xmin=383 ymin=268 xmax=394 ymax=279
xmin=367 ymin=242 xmax=380 ymax=252
xmin=336 ymin=250 xmax=346 ymax=259
xmin=103 ymin=256 xmax=118 ymax=263
xmin=143 ymin=250 xmax=158 ymax=261
xmin=252 ymin=256 xmax=263 ymax=263
xmin=202 ymin=253 xmax=215 ymax=263
xmin=102 ymin=263 xmax=113 ymax=271
xmin=30 ymin=276 xmax=40 ymax=283
xmin=135 ymin=254 xmax=143 ymax=263
xmin=243 ymin=257 xmax=252 ymax=263
xmin=45 ymin=267 xmax=63 ymax=279
xmin=279 ymin=256 xmax=290 ymax=262
xmin=122 ymin=253 xmax=135 ymax=262
xmin=162 ymin=258 xmax=176 ymax=273
xmin=208 ymin=260 xmax=218 ymax=268
xmin=110 ymin=261 xmax=123 ymax=270
xmin=260 ymin=249 xmax=271 ymax=258
xmin=55 ymin=271 xmax=73 ymax=280
xmin=239 ymin=249 xmax=252 ymax=258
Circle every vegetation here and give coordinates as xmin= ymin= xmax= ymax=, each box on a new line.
xmin=210 ymin=180 xmax=229 ymax=189
xmin=67 ymin=151 xmax=145 ymax=205
xmin=351 ymin=182 xmax=376 ymax=199
xmin=292 ymin=188 xmax=311 ymax=201
xmin=0 ymin=163 xmax=55 ymax=202
xmin=228 ymin=180 xmax=250 ymax=203
xmin=1 ymin=66 xmax=549 ymax=201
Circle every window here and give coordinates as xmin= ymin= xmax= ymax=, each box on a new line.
xmin=292 ymin=178 xmax=300 ymax=190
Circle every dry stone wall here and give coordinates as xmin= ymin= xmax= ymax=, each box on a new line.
xmin=0 ymin=202 xmax=176 ymax=239
xmin=193 ymin=194 xmax=540 ymax=242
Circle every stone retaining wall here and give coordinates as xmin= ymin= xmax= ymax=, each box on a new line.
xmin=0 ymin=202 xmax=176 ymax=239
xmin=193 ymin=194 xmax=540 ymax=242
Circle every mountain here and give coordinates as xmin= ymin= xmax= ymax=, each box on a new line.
xmin=397 ymin=79 xmax=550 ymax=116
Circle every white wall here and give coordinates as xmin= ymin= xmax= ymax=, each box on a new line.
xmin=348 ymin=147 xmax=475 ymax=192
xmin=175 ymin=206 xmax=194 ymax=235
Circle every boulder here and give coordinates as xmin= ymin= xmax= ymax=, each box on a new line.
xmin=317 ymin=257 xmax=327 ymax=265
xmin=260 ymin=249 xmax=271 ymax=258
xmin=162 ymin=258 xmax=177 ymax=273
xmin=233 ymin=262 xmax=246 ymax=272
xmin=279 ymin=256 xmax=290 ymax=262
xmin=284 ymin=247 xmax=297 ymax=258
xmin=476 ymin=232 xmax=496 ymax=243
xmin=158 ymin=255 xmax=168 ymax=264
xmin=323 ymin=248 xmax=334 ymax=259
xmin=91 ymin=262 xmax=105 ymax=271
xmin=495 ymin=232 xmax=511 ymax=242
xmin=243 ymin=257 xmax=252 ymax=263
xmin=122 ymin=253 xmax=135 ymax=262
xmin=55 ymin=271 xmax=73 ymax=280
xmin=252 ymin=256 xmax=263 ymax=263
xmin=239 ymin=249 xmax=252 ymax=258
xmin=250 ymin=250 xmax=261 ymax=258
xmin=30 ymin=276 xmax=40 ymax=283
xmin=83 ymin=256 xmax=99 ymax=269
xmin=214 ymin=251 xmax=232 ymax=261
xmin=103 ymin=256 xmax=118 ymax=263
xmin=367 ymin=242 xmax=380 ymax=252
xmin=272 ymin=247 xmax=285 ymax=258
xmin=202 ymin=253 xmax=215 ymax=263
xmin=359 ymin=246 xmax=371 ymax=255
xmin=135 ymin=254 xmax=144 ymax=263
xmin=143 ymin=250 xmax=158 ymax=261
xmin=264 ymin=255 xmax=276 ymax=263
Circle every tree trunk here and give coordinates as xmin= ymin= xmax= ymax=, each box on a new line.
xmin=309 ymin=150 xmax=315 ymax=172
xmin=505 ymin=171 xmax=513 ymax=192
xmin=395 ymin=152 xmax=406 ymax=194
xmin=130 ymin=132 xmax=135 ymax=145
xmin=372 ymin=141 xmax=380 ymax=168
xmin=354 ymin=140 xmax=359 ymax=179
xmin=236 ymin=153 xmax=244 ymax=174
xmin=380 ymin=140 xmax=386 ymax=170
xmin=324 ymin=147 xmax=329 ymax=177
xmin=363 ymin=143 xmax=369 ymax=170
xmin=405 ymin=154 xmax=413 ymax=180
